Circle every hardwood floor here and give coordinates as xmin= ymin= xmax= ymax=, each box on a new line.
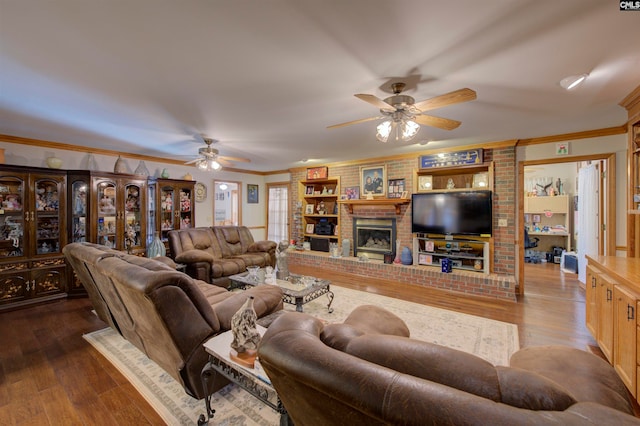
xmin=0 ymin=262 xmax=596 ymax=425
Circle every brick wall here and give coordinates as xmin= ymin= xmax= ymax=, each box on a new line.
xmin=290 ymin=147 xmax=517 ymax=296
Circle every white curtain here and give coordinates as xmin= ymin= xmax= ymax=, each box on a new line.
xmin=577 ymin=164 xmax=599 ymax=283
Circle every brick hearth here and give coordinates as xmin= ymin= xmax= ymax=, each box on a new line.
xmin=288 ymin=250 xmax=516 ymax=302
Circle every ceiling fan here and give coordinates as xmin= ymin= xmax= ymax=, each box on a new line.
xmin=184 ymin=137 xmax=250 ymax=171
xmin=327 ymin=82 xmax=477 ymax=142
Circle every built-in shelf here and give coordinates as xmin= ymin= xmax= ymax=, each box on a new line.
xmin=338 ymin=198 xmax=410 ymax=214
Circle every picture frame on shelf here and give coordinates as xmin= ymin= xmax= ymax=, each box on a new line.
xmin=400 ymin=191 xmax=409 ymax=199
xmin=305 ymin=204 xmax=314 ymax=214
xmin=305 ymin=185 xmax=314 ymax=195
xmin=306 ymin=166 xmax=328 ymax=180
xmin=247 ymin=184 xmax=259 ymax=204
xmin=340 ymin=194 xmax=348 ymax=200
xmin=387 ymin=178 xmax=405 ymax=199
xmin=417 ymin=175 xmax=433 ymax=191
xmin=306 ymin=223 xmax=315 ymax=234
xmin=472 ymin=172 xmax=489 ymax=188
xmin=360 ymin=164 xmax=386 ymax=198
xmin=345 ymin=186 xmax=359 ymax=200
xmin=532 ymin=214 xmax=541 ymax=223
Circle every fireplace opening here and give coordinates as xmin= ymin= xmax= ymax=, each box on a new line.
xmin=353 ymin=217 xmax=396 ymax=261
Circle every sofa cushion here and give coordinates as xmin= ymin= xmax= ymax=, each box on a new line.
xmin=321 ymin=305 xmax=409 ymax=351
xmin=215 ymin=286 xmax=284 ymax=330
xmin=345 ymin=334 xmax=503 ymax=402
xmin=495 ymin=366 xmax=576 ymax=411
xmin=510 ymin=345 xmax=635 ymax=415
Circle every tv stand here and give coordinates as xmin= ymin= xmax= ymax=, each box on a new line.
xmin=413 ymin=234 xmax=489 ymax=274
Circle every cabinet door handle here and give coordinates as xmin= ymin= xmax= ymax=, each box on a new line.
xmin=606 ymin=288 xmax=612 ymax=302
xmin=628 ymin=304 xmax=635 ymax=321
xmin=591 ymin=276 xmax=596 ymax=288
xmin=31 ymin=211 xmax=35 ymax=221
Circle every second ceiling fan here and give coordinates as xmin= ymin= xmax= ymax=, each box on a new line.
xmin=328 ymin=82 xmax=477 ymax=142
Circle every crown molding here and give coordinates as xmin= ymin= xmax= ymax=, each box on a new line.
xmin=516 ymin=125 xmax=627 ymax=146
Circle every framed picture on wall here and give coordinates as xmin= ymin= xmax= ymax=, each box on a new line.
xmin=387 ymin=178 xmax=405 ymax=198
xmin=360 ymin=164 xmax=387 ymax=198
xmin=306 ymin=166 xmax=328 ymax=180
xmin=345 ymin=186 xmax=359 ymax=200
xmin=247 ymin=184 xmax=259 ymax=204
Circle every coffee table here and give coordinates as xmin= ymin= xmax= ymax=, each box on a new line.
xmin=229 ymin=271 xmax=334 ymax=313
xmin=198 ymin=327 xmax=291 ymax=425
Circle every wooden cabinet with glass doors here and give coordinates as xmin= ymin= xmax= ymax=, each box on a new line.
xmin=148 ymin=178 xmax=195 ymax=255
xmin=67 ymin=170 xmax=147 ymax=255
xmin=0 ymin=165 xmax=67 ymax=310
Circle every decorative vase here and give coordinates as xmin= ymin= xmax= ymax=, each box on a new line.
xmin=46 ymin=155 xmax=63 ymax=169
xmin=230 ymin=296 xmax=260 ymax=368
xmin=114 ymin=156 xmax=127 ymax=173
xmin=394 ymin=240 xmax=402 ymax=264
xmin=86 ymin=153 xmax=98 ymax=171
xmin=342 ymin=239 xmax=350 ymax=257
xmin=147 ymin=232 xmax=166 ymax=258
xmin=183 ymin=173 xmax=193 ymax=181
xmin=134 ymin=160 xmax=150 ymax=176
xmin=161 ymin=168 xmax=170 ymax=178
xmin=401 ymin=246 xmax=413 ymax=265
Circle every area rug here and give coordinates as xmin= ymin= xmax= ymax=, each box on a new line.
xmin=83 ymin=285 xmax=519 ymax=425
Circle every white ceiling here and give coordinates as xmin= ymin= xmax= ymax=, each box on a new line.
xmin=1 ymin=0 xmax=639 ymax=172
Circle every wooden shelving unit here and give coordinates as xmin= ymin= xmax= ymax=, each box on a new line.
xmin=299 ymin=177 xmax=340 ymax=251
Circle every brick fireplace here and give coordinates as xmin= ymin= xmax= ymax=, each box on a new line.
xmin=353 ymin=217 xmax=396 ymax=261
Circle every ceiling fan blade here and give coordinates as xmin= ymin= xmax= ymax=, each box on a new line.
xmin=216 ymin=158 xmax=235 ymax=168
xmin=414 ymin=114 xmax=461 ymax=131
xmin=413 ymin=88 xmax=477 ymax=112
xmin=354 ymin=94 xmax=395 ymax=111
xmin=219 ymin=155 xmax=251 ymax=163
xmin=327 ymin=116 xmax=384 ymax=129
xmin=184 ymin=158 xmax=200 ymax=165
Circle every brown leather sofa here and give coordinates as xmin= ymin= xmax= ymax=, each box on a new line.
xmin=168 ymin=226 xmax=277 ymax=288
xmin=258 ymin=306 xmax=640 ymax=426
xmin=64 ymin=242 xmax=283 ymax=399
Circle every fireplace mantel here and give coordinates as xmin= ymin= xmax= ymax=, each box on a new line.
xmin=338 ymin=198 xmax=410 ymax=214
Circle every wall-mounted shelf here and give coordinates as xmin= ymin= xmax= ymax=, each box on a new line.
xmin=414 ymin=161 xmax=494 ymax=193
xmin=338 ymin=198 xmax=410 ymax=214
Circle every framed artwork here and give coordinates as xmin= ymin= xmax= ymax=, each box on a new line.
xmin=532 ymin=214 xmax=541 ymax=223
xmin=473 ymin=172 xmax=489 ymax=188
xmin=306 ymin=223 xmax=315 ymax=234
xmin=360 ymin=164 xmax=387 ymax=198
xmin=387 ymin=178 xmax=405 ymax=199
xmin=306 ymin=166 xmax=328 ymax=180
xmin=400 ymin=191 xmax=409 ymax=199
xmin=247 ymin=184 xmax=259 ymax=204
xmin=345 ymin=186 xmax=359 ymax=200
xmin=305 ymin=204 xmax=314 ymax=214
xmin=417 ymin=175 xmax=433 ymax=191
xmin=305 ymin=185 xmax=314 ymax=195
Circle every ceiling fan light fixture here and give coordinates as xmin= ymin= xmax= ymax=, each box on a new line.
xmin=560 ymin=73 xmax=588 ymax=90
xmin=376 ymin=119 xmax=420 ymax=143
xmin=196 ymin=158 xmax=222 ymax=172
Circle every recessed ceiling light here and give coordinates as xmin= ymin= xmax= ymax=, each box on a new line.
xmin=560 ymin=73 xmax=588 ymax=91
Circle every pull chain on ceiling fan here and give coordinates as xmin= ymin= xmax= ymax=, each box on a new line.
xmin=328 ymin=82 xmax=477 ymax=142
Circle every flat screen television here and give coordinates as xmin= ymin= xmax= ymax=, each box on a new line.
xmin=412 ymin=191 xmax=492 ymax=236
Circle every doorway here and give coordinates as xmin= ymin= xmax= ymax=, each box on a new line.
xmin=213 ymin=181 xmax=241 ymax=225
xmin=518 ymin=153 xmax=616 ymax=296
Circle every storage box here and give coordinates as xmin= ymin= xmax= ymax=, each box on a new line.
xmin=564 ymin=254 xmax=578 ymax=273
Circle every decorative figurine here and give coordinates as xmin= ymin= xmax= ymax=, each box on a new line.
xmin=230 ymin=296 xmax=261 ymax=368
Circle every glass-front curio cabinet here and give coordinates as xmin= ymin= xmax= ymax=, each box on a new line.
xmin=0 ymin=165 xmax=67 ymax=310
xmin=148 ymin=178 xmax=195 ymax=255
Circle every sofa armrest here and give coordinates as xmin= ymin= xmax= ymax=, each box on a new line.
xmin=248 ymin=240 xmax=277 ymax=252
xmin=175 ymin=249 xmax=215 ymax=264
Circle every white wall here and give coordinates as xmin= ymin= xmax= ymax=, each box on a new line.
xmin=516 ymin=133 xmax=628 ymax=255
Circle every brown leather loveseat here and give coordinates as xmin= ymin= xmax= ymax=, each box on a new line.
xmin=168 ymin=226 xmax=276 ymax=288
xmin=64 ymin=242 xmax=283 ymax=399
xmin=258 ymin=306 xmax=640 ymax=425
